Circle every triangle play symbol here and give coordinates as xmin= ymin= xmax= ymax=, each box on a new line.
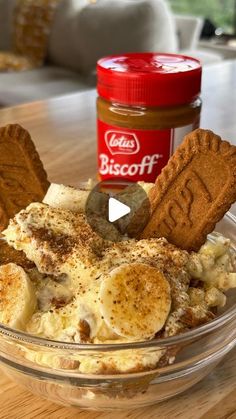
xmin=108 ymin=197 xmax=131 ymax=223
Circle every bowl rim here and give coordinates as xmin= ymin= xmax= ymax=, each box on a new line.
xmin=0 ymin=212 xmax=236 ymax=352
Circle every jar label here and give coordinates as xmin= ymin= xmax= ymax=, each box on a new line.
xmin=97 ymin=120 xmax=196 ymax=182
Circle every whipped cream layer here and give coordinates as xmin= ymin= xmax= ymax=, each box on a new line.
xmin=3 ymin=201 xmax=236 ymax=345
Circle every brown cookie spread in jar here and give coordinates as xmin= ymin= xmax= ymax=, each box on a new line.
xmin=97 ymin=53 xmax=202 ymax=182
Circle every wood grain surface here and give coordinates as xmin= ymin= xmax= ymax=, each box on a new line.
xmin=0 ymin=60 xmax=236 ymax=419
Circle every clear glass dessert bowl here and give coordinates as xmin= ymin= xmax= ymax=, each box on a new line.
xmin=0 ymin=213 xmax=236 ymax=411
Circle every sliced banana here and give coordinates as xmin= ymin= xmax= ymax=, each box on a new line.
xmin=43 ymin=183 xmax=91 ymax=213
xmin=137 ymin=181 xmax=155 ymax=195
xmin=99 ymin=263 xmax=171 ymax=340
xmin=0 ymin=263 xmax=37 ymax=330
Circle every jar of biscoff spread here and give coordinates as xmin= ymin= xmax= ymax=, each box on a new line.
xmin=97 ymin=53 xmax=202 ymax=182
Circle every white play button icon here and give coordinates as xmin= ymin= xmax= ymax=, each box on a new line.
xmin=108 ymin=197 xmax=131 ymax=223
xmin=85 ymin=179 xmax=150 ymax=241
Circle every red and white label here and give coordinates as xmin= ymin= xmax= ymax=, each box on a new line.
xmin=105 ymin=131 xmax=140 ymax=155
xmin=97 ymin=120 xmax=196 ymax=182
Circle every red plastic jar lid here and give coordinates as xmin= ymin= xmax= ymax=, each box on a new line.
xmin=97 ymin=53 xmax=202 ymax=107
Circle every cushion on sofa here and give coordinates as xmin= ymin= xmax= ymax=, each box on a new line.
xmin=0 ymin=0 xmax=16 ymax=50
xmin=49 ymin=0 xmax=177 ymax=73
xmin=0 ymin=0 xmax=62 ymax=72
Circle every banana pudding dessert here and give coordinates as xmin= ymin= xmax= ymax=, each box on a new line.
xmin=0 ymin=178 xmax=235 ymax=373
xmin=0 ymin=126 xmax=236 ymax=375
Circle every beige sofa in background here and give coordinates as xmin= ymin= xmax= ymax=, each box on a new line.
xmin=0 ymin=0 xmax=222 ymax=107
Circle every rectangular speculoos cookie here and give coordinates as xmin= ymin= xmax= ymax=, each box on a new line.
xmin=0 ymin=124 xmax=49 ymax=231
xmin=141 ymin=129 xmax=236 ymax=251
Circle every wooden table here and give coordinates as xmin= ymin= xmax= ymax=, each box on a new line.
xmin=0 ymin=60 xmax=236 ymax=419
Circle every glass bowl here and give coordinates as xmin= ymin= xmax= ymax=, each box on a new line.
xmin=0 ymin=212 xmax=236 ymax=411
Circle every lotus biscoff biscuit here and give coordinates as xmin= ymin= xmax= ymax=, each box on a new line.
xmin=141 ymin=129 xmax=236 ymax=251
xmin=0 ymin=124 xmax=49 ymax=232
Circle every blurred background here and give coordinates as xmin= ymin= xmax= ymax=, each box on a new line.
xmin=169 ymin=0 xmax=236 ymax=36
xmin=0 ymin=0 xmax=236 ymax=108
